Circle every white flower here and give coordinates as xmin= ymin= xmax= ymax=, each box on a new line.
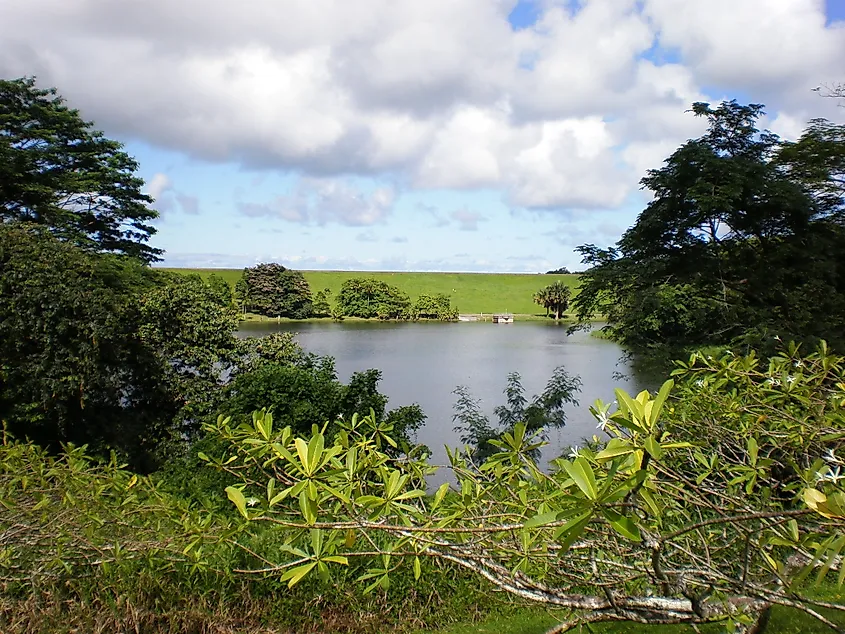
xmin=825 ymin=449 xmax=842 ymax=465
xmin=823 ymin=466 xmax=845 ymax=484
xmin=793 ymin=360 xmax=803 ymax=368
xmin=246 ymin=497 xmax=260 ymax=507
xmin=765 ymin=378 xmax=781 ymax=387
xmin=695 ymin=379 xmax=705 ymax=388
xmin=596 ymin=411 xmax=611 ymax=432
xmin=786 ymin=375 xmax=796 ymax=384
xmin=568 ymin=446 xmax=580 ymax=459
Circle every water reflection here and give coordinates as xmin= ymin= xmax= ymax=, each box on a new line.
xmin=237 ymin=321 xmax=653 ymax=469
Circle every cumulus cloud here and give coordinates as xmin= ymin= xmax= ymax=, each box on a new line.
xmin=2 ymin=0 xmax=843 ymax=212
xmin=238 ymin=178 xmax=395 ymax=226
xmin=144 ymin=172 xmax=200 ymax=215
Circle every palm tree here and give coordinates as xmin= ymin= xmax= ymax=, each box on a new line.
xmin=546 ymin=281 xmax=571 ymax=320
xmin=535 ymin=282 xmax=571 ymax=320
xmin=533 ymin=288 xmax=550 ymax=317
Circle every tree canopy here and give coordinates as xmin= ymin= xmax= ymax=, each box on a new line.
xmin=534 ymin=281 xmax=572 ymax=320
xmin=335 ymin=277 xmax=412 ymax=320
xmin=0 ymin=77 xmax=161 ymax=263
xmin=572 ymin=100 xmax=845 ymax=351
xmin=236 ymin=263 xmax=313 ymax=319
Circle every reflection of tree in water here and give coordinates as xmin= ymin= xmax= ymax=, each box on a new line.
xmin=452 ymin=367 xmax=582 ymax=462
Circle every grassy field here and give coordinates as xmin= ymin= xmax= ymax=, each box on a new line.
xmin=160 ymin=268 xmax=580 ymax=316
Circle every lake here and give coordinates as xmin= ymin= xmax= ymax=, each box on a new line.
xmin=237 ymin=321 xmax=652 ymax=468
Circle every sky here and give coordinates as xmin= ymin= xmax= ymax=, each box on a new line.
xmin=2 ymin=0 xmax=844 ymax=272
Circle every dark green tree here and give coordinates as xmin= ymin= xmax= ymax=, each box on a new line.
xmin=534 ymin=280 xmax=571 ymax=320
xmin=335 ymin=278 xmax=411 ymax=319
xmin=240 ymin=263 xmax=313 ymax=318
xmin=0 ymin=224 xmax=168 ymax=469
xmin=0 ymin=224 xmax=247 ymax=470
xmin=573 ymin=100 xmax=845 ymax=351
xmin=412 ymin=293 xmax=458 ymax=321
xmin=206 ymin=273 xmax=234 ymax=308
xmin=0 ymin=78 xmax=161 ymax=263
xmin=312 ymin=288 xmax=332 ymax=317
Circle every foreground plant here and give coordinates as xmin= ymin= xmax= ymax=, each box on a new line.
xmin=208 ymin=342 xmax=845 ymax=633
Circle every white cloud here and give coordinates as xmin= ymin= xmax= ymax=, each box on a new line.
xmin=145 ymin=173 xmax=172 ymax=200
xmin=238 ymin=178 xmax=395 ymax=226
xmin=2 ymin=0 xmax=843 ymax=213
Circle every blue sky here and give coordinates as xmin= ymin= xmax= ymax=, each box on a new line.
xmin=3 ymin=0 xmax=843 ymax=271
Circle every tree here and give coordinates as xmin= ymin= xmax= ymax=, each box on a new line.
xmin=412 ymin=293 xmax=458 ymax=321
xmin=453 ymin=367 xmax=581 ymax=461
xmin=0 ymin=78 xmax=161 ymax=263
xmin=239 ymin=263 xmax=313 ymax=319
xmin=335 ymin=278 xmax=411 ymax=320
xmin=206 ymin=342 xmax=845 ymax=633
xmin=535 ymin=281 xmax=571 ymax=320
xmin=572 ymin=100 xmax=845 ymax=351
xmin=206 ymin=273 xmax=234 ymax=308
xmin=0 ymin=223 xmax=168 ymax=469
xmin=546 ymin=267 xmax=571 ymax=274
xmin=0 ymin=224 xmax=247 ymax=470
xmin=312 ymin=288 xmax=332 ymax=317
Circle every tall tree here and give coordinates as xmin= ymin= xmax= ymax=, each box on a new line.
xmin=0 ymin=78 xmax=161 ymax=263
xmin=240 ymin=263 xmax=313 ymax=319
xmin=534 ymin=281 xmax=571 ymax=319
xmin=573 ymin=100 xmax=845 ymax=351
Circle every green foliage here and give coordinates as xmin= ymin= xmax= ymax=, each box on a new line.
xmin=219 ymin=360 xmax=424 ymax=449
xmin=0 ymin=78 xmax=161 ymax=263
xmin=336 ymin=277 xmax=412 ymax=319
xmin=453 ymin=368 xmax=581 ymax=460
xmin=0 ymin=225 xmax=246 ymax=470
xmin=0 ymin=223 xmax=168 ymax=469
xmin=209 ymin=343 xmax=845 ymax=633
xmin=312 ymin=287 xmax=333 ymax=317
xmin=413 ymin=293 xmax=459 ymax=321
xmin=206 ymin=272 xmax=234 ymax=307
xmin=533 ymin=281 xmax=572 ymax=320
xmin=239 ymin=262 xmax=313 ymax=318
xmin=573 ymin=100 xmax=845 ymax=352
xmin=0 ymin=433 xmax=504 ymax=634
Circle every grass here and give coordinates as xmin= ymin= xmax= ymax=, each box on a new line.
xmin=159 ymin=268 xmax=580 ymax=317
xmin=419 ymin=602 xmax=845 ymax=634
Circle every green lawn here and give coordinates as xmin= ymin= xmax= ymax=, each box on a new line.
xmin=159 ymin=268 xmax=580 ymax=316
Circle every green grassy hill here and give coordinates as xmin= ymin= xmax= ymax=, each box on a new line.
xmin=159 ymin=268 xmax=580 ymax=316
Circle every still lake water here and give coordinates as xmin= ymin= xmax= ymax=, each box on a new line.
xmin=237 ymin=321 xmax=652 ymax=468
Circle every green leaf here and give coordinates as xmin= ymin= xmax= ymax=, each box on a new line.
xmin=524 ymin=511 xmax=560 ymax=528
xmin=413 ymin=556 xmax=421 ymax=580
xmin=432 ymin=482 xmax=450 ymax=509
xmin=225 ymin=486 xmax=249 ymax=519
xmin=281 ymin=562 xmax=317 ymax=588
xmin=595 ymin=438 xmax=634 ymax=462
xmin=648 ymin=379 xmax=674 ymax=426
xmin=644 ymin=436 xmax=663 ymax=460
xmin=606 ymin=512 xmax=642 ymax=542
xmin=563 ymin=457 xmax=598 ymax=500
